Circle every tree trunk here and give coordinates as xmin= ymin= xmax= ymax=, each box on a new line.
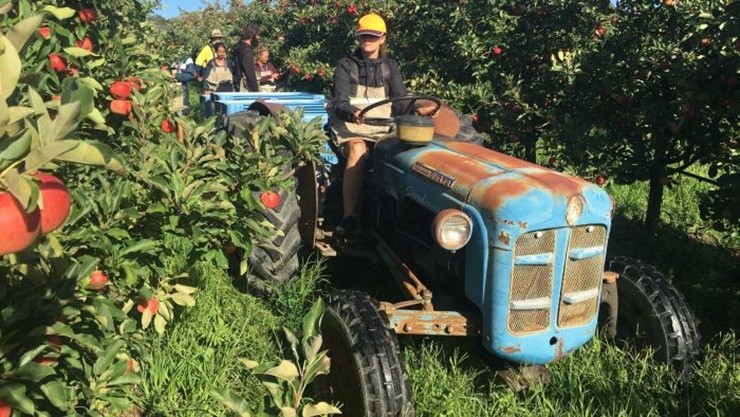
xmin=524 ymin=138 xmax=537 ymax=163
xmin=645 ymin=169 xmax=665 ymax=229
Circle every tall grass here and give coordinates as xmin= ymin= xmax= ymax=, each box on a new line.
xmin=137 ymin=260 xmax=327 ymax=416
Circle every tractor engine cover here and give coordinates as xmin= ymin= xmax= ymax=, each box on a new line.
xmin=372 ymin=136 xmax=614 ymax=364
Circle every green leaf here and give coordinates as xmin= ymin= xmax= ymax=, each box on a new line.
xmin=48 ymin=101 xmax=82 ymax=141
xmin=173 ymin=284 xmax=197 ymax=295
xmin=302 ymin=335 xmax=322 ymax=363
xmin=171 ymin=292 xmax=195 ymax=307
xmin=154 ymin=313 xmax=166 ymax=334
xmin=302 ymin=402 xmax=342 ymax=417
xmin=0 ymin=129 xmax=32 ymax=161
xmin=302 ymin=298 xmax=325 ymax=344
xmin=0 ymin=168 xmax=38 ymax=209
xmin=281 ymin=407 xmax=297 ymax=417
xmin=107 ymin=396 xmax=131 ymax=410
xmin=63 ymin=46 xmax=94 ymax=57
xmin=0 ymin=35 xmax=21 ymax=100
xmin=23 ymin=139 xmax=79 ymax=173
xmin=239 ymin=359 xmax=260 ymax=370
xmin=93 ymin=340 xmax=124 ymax=376
xmin=211 ymin=388 xmax=253 ymax=417
xmin=107 ymin=374 xmax=140 ymax=386
xmin=118 ymin=239 xmax=158 ymax=257
xmin=40 ymin=380 xmax=70 ymax=409
xmin=5 ymin=361 xmax=55 ymax=382
xmin=55 ymin=141 xmax=127 ymax=175
xmin=0 ymin=383 xmax=35 ymax=414
xmin=6 ymin=15 xmax=44 ymax=52
xmin=141 ymin=309 xmax=153 ymax=329
xmin=264 ymin=360 xmax=299 ymax=383
xmin=43 ymin=6 xmax=76 ymax=20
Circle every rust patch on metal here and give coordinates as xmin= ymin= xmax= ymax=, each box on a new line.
xmin=502 ymin=345 xmax=522 ymax=353
xmin=498 ymin=231 xmax=511 ymax=245
xmin=417 ymin=150 xmax=499 ymax=189
xmin=554 ymin=338 xmax=566 ymax=361
xmin=418 ymin=101 xmax=460 ymax=138
xmin=603 ymin=271 xmax=619 ymax=283
xmin=390 ymin=309 xmax=481 ymax=337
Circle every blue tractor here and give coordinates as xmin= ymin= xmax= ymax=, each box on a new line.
xmin=216 ymin=92 xmax=700 ymax=417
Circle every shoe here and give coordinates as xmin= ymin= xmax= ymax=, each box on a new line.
xmin=332 ymin=216 xmax=358 ymax=247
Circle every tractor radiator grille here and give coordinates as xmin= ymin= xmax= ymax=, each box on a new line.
xmin=558 ymin=225 xmax=607 ymax=327
xmin=508 ymin=230 xmax=556 ymax=334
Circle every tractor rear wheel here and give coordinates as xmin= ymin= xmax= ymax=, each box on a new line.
xmin=605 ymin=256 xmax=701 ymax=378
xmin=316 ymin=290 xmax=413 ymax=417
xmin=226 ymin=110 xmax=302 ymax=291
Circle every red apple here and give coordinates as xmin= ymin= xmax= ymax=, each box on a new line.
xmin=491 ymin=45 xmax=504 ymax=57
xmin=110 ymin=81 xmax=132 ymax=100
xmin=35 ymin=173 xmax=71 ymax=234
xmin=110 ymin=100 xmax=132 ymax=116
xmin=48 ymin=335 xmax=63 ymax=352
xmin=48 ymin=53 xmax=66 ymax=72
xmin=126 ymin=358 xmax=137 ymax=373
xmin=0 ymin=191 xmax=41 ymax=256
xmin=160 ymin=119 xmax=176 ymax=133
xmin=38 ymin=26 xmax=51 ymax=39
xmin=292 ymin=66 xmax=301 ymax=75
xmin=78 ymin=8 xmax=97 ymax=23
xmin=88 ymin=270 xmax=108 ymax=291
xmin=700 ymin=37 xmax=711 ymax=47
xmin=596 ymin=24 xmax=606 ymax=37
xmin=260 ymin=191 xmax=281 ymax=209
xmin=510 ymin=134 xmax=521 ymax=143
xmin=595 ymin=175 xmax=607 ymax=186
xmin=75 ymin=37 xmax=93 ymax=51
xmin=0 ymin=399 xmax=11 ymax=417
xmin=137 ymin=298 xmax=160 ymax=314
xmin=34 ymin=356 xmax=57 ymax=366
xmin=548 ymin=157 xmax=557 ymax=165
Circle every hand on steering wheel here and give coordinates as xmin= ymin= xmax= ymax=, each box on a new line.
xmin=357 ymin=95 xmax=442 ymax=126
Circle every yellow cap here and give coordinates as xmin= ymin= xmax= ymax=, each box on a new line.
xmin=356 ymin=13 xmax=386 ymax=36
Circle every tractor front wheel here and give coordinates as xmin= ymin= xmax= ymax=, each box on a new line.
xmin=605 ymin=256 xmax=701 ymax=378
xmin=316 ymin=290 xmax=413 ymax=417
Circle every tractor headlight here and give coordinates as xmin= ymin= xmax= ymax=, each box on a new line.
xmin=432 ymin=209 xmax=473 ymax=251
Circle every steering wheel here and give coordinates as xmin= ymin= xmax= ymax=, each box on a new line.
xmin=357 ymin=94 xmax=442 ymax=126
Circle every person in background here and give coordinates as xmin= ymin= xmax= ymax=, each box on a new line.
xmin=174 ymin=55 xmax=196 ymax=114
xmin=202 ymin=42 xmax=234 ymax=93
xmin=254 ymin=46 xmax=279 ymax=92
xmin=195 ymin=29 xmax=224 ymax=83
xmin=232 ymin=22 xmax=260 ymax=92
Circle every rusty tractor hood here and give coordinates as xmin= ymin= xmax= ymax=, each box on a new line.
xmin=374 ymin=137 xmax=613 ymax=232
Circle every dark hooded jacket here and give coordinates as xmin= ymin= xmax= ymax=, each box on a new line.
xmin=232 ymin=41 xmax=259 ymax=92
xmin=332 ymin=49 xmax=407 ymax=122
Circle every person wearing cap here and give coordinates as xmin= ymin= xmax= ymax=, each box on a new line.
xmin=194 ymin=29 xmax=225 ymax=83
xmin=330 ymin=12 xmax=431 ymax=243
xmin=231 ymin=22 xmax=261 ymax=92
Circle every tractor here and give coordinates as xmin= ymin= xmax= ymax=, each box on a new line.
xmin=216 ymin=92 xmax=701 ymax=417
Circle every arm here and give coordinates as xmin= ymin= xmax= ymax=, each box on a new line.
xmin=194 ymin=45 xmax=212 ymax=81
xmin=332 ymin=59 xmax=358 ymax=122
xmin=201 ymin=60 xmax=213 ymax=91
xmin=240 ymin=47 xmax=259 ymax=92
xmin=387 ymin=59 xmax=408 ymax=116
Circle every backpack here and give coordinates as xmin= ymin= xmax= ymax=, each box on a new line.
xmin=175 ymin=60 xmax=197 ymax=83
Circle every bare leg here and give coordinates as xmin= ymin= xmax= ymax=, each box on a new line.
xmin=342 ymin=139 xmax=369 ymax=217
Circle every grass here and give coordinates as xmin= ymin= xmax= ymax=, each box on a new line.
xmin=137 ymin=260 xmax=327 ymax=416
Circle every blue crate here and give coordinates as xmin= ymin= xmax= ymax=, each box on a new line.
xmin=211 ymin=92 xmax=324 ymax=102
